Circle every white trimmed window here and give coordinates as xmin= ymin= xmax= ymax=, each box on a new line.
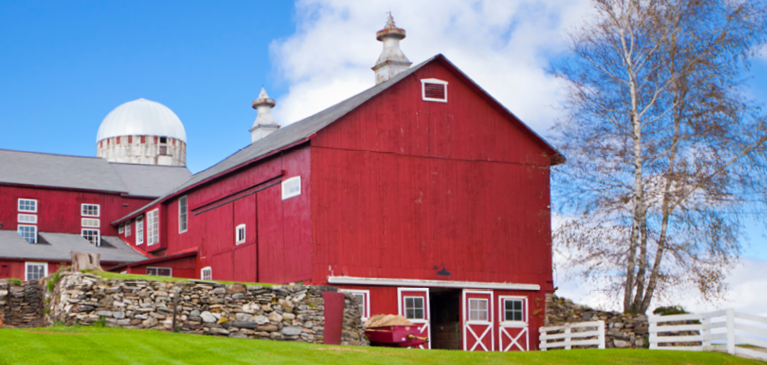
xmin=421 ymin=78 xmax=448 ymax=102
xmin=82 ymin=204 xmax=100 ymax=217
xmin=18 ymin=214 xmax=38 ymax=224
xmin=469 ymin=298 xmax=489 ymax=322
xmin=146 ymin=267 xmax=172 ymax=277
xmin=201 ymin=266 xmax=212 ymax=281
xmin=136 ymin=217 xmax=144 ymax=245
xmin=18 ymin=225 xmax=37 ymax=244
xmin=236 ymin=224 xmax=246 ymax=245
xmin=502 ymin=298 xmax=526 ymax=322
xmin=82 ymin=218 xmax=100 ymax=228
xmin=404 ymin=297 xmax=425 ymax=320
xmin=147 ymin=209 xmax=159 ymax=245
xmin=125 ymin=221 xmax=131 ymax=237
xmin=118 ymin=224 xmax=124 ymax=234
xmin=25 ymin=262 xmax=47 ymax=281
xmin=82 ymin=229 xmax=100 ymax=246
xmin=18 ymin=198 xmax=37 ymax=213
xmin=179 ymin=195 xmax=188 ymax=233
xmin=282 ymin=176 xmax=301 ymax=200
xmin=340 ymin=290 xmax=370 ymax=321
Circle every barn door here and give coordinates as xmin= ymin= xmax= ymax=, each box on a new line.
xmin=498 ymin=296 xmax=529 ymax=351
xmin=463 ymin=290 xmax=494 ymax=351
xmin=397 ymin=288 xmax=431 ymax=349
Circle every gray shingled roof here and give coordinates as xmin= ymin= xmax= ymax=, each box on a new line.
xmin=116 ymin=54 xmax=564 ymax=223
xmin=109 ymin=163 xmax=192 ymax=197
xmin=0 ymin=149 xmax=191 ymax=197
xmin=0 ymin=230 xmax=147 ymax=263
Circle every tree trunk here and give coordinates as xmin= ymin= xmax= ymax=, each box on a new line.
xmin=70 ymin=252 xmax=102 ymax=272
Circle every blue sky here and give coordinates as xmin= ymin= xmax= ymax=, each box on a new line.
xmin=1 ymin=0 xmax=765 ymax=311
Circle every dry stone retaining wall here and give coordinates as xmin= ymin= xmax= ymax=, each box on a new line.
xmin=36 ymin=272 xmax=366 ymax=346
xmin=0 ymin=279 xmax=45 ymax=328
xmin=545 ymin=294 xmax=649 ymax=349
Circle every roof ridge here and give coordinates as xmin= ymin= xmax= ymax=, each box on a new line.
xmin=0 ymin=148 xmax=105 ymax=160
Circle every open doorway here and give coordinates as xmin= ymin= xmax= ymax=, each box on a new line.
xmin=429 ymin=288 xmax=462 ymax=350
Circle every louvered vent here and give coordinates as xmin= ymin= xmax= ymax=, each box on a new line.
xmin=421 ymin=78 xmax=448 ymax=102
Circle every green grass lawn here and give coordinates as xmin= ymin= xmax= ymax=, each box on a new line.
xmin=83 ymin=270 xmax=276 ymax=287
xmin=0 ymin=326 xmax=764 ymax=365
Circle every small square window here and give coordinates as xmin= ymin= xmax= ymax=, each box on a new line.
xmin=82 ymin=204 xmax=100 ymax=217
xmin=405 ymin=297 xmax=425 ymax=320
xmin=159 ymin=145 xmax=168 ymax=155
xmin=18 ymin=225 xmax=37 ymax=244
xmin=160 ymin=137 xmax=167 ymax=144
xmin=201 ymin=267 xmax=212 ymax=281
xmin=282 ymin=176 xmax=301 ymax=200
xmin=18 ymin=199 xmax=37 ymax=213
xmin=504 ymin=298 xmax=526 ymax=322
xmin=82 ymin=229 xmax=100 ymax=246
xmin=236 ymin=224 xmax=246 ymax=245
xmin=421 ymin=78 xmax=448 ymax=102
xmin=469 ymin=298 xmax=489 ymax=322
xmin=25 ymin=262 xmax=47 ymax=281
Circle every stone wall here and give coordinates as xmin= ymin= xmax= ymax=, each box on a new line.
xmin=0 ymin=279 xmax=45 ymax=328
xmin=42 ymin=272 xmax=367 ymax=346
xmin=545 ymin=294 xmax=648 ymax=349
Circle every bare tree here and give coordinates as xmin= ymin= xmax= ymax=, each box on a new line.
xmin=550 ymin=0 xmax=767 ymax=313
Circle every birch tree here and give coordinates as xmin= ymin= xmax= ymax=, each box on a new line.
xmin=550 ymin=0 xmax=767 ymax=313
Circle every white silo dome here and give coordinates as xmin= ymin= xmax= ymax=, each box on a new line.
xmin=96 ymin=98 xmax=187 ymax=142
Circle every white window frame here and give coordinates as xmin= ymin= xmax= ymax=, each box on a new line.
xmin=146 ymin=267 xmax=172 ymax=277
xmin=468 ymin=298 xmax=490 ymax=323
xmin=25 ymin=262 xmax=47 ymax=281
xmin=147 ymin=209 xmax=159 ymax=246
xmin=500 ymin=296 xmax=527 ymax=324
xmin=18 ymin=198 xmax=38 ymax=213
xmin=81 ymin=203 xmax=100 ymax=217
xmin=81 ymin=228 xmax=100 ymax=246
xmin=18 ymin=225 xmax=38 ymax=244
xmin=136 ymin=217 xmax=144 ymax=245
xmin=125 ymin=221 xmax=131 ymax=237
xmin=201 ymin=266 xmax=212 ymax=281
xmin=404 ymin=296 xmax=426 ymax=320
xmin=18 ymin=214 xmax=38 ymax=224
xmin=340 ymin=289 xmax=370 ymax=321
xmin=236 ymin=224 xmax=246 ymax=245
xmin=421 ymin=78 xmax=448 ymax=103
xmin=179 ymin=195 xmax=188 ymax=234
xmin=82 ymin=218 xmax=100 ymax=228
xmin=282 ymin=176 xmax=301 ymax=200
xmin=118 ymin=224 xmax=124 ymax=234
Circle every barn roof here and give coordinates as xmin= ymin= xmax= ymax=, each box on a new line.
xmin=114 ymin=54 xmax=564 ymax=224
xmin=0 ymin=149 xmax=191 ymax=197
xmin=0 ymin=230 xmax=148 ymax=263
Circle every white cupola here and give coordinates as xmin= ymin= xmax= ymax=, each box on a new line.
xmin=250 ymin=87 xmax=280 ymax=143
xmin=372 ymin=14 xmax=412 ymax=85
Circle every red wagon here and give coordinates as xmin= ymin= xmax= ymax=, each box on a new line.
xmin=365 ymin=325 xmax=429 ymax=347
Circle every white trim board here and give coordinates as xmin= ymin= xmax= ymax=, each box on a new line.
xmin=328 ymin=276 xmax=540 ymax=290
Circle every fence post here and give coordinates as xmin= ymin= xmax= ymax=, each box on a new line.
xmin=564 ymin=325 xmax=572 ymax=350
xmin=702 ymin=316 xmax=711 ymax=349
xmin=539 ymin=327 xmax=547 ymax=351
xmin=598 ymin=320 xmax=606 ymax=349
xmin=726 ymin=308 xmax=735 ymax=355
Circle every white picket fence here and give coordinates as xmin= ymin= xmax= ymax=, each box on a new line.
xmin=649 ymin=308 xmax=767 ymax=362
xmin=539 ymin=321 xmax=606 ymax=351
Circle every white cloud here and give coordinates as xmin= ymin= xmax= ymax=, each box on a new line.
xmin=269 ymin=0 xmax=592 ymax=133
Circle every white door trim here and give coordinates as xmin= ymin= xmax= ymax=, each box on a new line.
xmin=462 ymin=289 xmax=494 ymax=351
xmin=397 ymin=287 xmax=431 ymax=349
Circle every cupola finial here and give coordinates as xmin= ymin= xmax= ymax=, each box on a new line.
xmin=250 ymin=87 xmax=279 ymax=143
xmin=372 ymin=13 xmax=412 ymax=85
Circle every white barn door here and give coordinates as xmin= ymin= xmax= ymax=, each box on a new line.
xmin=397 ymin=287 xmax=431 ymax=349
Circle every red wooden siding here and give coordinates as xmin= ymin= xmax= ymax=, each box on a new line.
xmin=126 ymin=256 xmax=197 ymax=279
xmin=0 ymin=185 xmax=153 ymax=236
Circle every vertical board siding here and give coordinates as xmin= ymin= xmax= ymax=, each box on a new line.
xmin=257 ymin=185 xmax=284 ymax=283
xmin=0 ymin=185 xmax=153 ymax=236
xmin=128 ymin=256 xmax=197 ymax=279
xmin=310 ymin=60 xmax=553 ymax=291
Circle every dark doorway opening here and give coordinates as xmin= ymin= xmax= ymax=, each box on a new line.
xmin=429 ymin=288 xmax=462 ymax=350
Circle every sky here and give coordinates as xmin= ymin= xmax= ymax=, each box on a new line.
xmin=1 ymin=0 xmax=765 ymax=314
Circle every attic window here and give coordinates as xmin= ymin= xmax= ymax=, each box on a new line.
xmin=160 ymin=137 xmax=167 ymax=144
xmin=421 ymin=78 xmax=448 ymax=103
xmin=282 ymin=176 xmax=301 ymax=200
